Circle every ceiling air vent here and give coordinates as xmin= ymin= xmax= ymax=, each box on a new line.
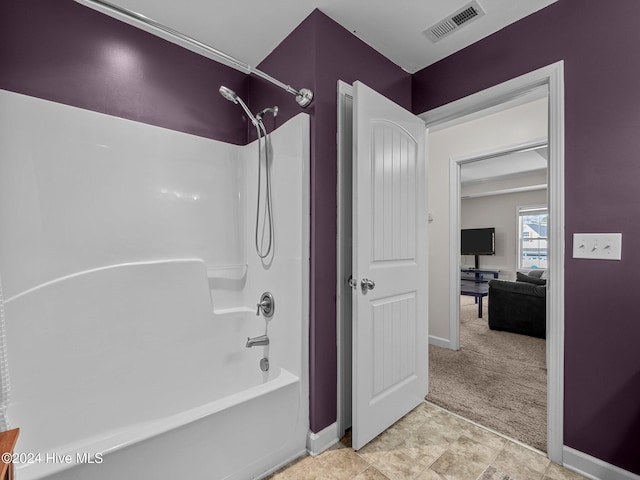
xmin=424 ymin=1 xmax=486 ymax=42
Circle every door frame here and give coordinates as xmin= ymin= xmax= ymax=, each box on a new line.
xmin=420 ymin=61 xmax=564 ymax=463
xmin=336 ymin=80 xmax=354 ymax=439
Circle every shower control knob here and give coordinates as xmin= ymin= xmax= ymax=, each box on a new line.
xmin=256 ymin=292 xmax=275 ymax=318
xmin=360 ymin=278 xmax=375 ymax=292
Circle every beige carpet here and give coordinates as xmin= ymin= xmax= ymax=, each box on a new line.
xmin=426 ymin=296 xmax=547 ymax=451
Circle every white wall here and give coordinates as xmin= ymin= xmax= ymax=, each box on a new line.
xmin=461 ymin=188 xmax=547 ymax=280
xmin=0 ymin=89 xmax=241 ymax=300
xmin=428 ymin=97 xmax=547 ymax=341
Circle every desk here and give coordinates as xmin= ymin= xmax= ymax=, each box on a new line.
xmin=460 ymin=280 xmax=489 ymax=318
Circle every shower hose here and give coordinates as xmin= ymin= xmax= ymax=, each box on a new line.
xmin=254 ymin=120 xmax=274 ymax=259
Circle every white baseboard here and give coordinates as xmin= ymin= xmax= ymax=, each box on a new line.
xmin=429 ymin=335 xmax=452 ymax=349
xmin=307 ymin=422 xmax=339 ymax=456
xmin=563 ymin=446 xmax=640 ymax=480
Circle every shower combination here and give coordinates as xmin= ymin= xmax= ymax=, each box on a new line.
xmin=219 ymin=86 xmax=278 ymax=259
xmin=75 ymin=0 xmax=314 ymax=260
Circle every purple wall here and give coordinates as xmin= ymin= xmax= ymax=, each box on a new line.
xmin=5 ymin=0 xmax=640 ymax=473
xmin=1 ymin=0 xmax=411 ymax=440
xmin=413 ymin=0 xmax=640 ymax=474
xmin=0 ymin=0 xmax=248 ymax=144
xmin=255 ymin=10 xmax=411 ymax=433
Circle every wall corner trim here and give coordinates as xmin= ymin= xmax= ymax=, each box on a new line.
xmin=563 ymin=446 xmax=640 ymax=480
xmin=307 ymin=422 xmax=339 ymax=456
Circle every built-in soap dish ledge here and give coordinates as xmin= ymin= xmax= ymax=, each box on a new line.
xmin=206 ymin=264 xmax=247 ymax=280
xmin=212 ymin=306 xmax=255 ymax=317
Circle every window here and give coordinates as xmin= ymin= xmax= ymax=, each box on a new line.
xmin=517 ymin=206 xmax=548 ymax=269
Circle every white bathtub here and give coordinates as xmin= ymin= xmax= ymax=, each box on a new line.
xmin=5 ymin=260 xmax=307 ymax=480
xmin=35 ymin=368 xmax=303 ymax=480
xmin=28 ymin=368 xmax=303 ymax=480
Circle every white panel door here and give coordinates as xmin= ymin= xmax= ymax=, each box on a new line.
xmin=352 ymin=81 xmax=428 ymax=450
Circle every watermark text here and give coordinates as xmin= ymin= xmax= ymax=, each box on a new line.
xmin=1 ymin=452 xmax=103 ymax=465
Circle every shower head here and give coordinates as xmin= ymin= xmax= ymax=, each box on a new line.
xmin=219 ymin=86 xmax=258 ymax=127
xmin=256 ymin=106 xmax=278 ymax=121
xmin=219 ymin=86 xmax=238 ymax=104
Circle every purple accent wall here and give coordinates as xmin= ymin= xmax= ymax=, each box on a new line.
xmin=6 ymin=0 xmax=639 ymax=472
xmin=1 ymin=0 xmax=410 ymax=440
xmin=0 ymin=0 xmax=248 ymax=144
xmin=413 ymin=0 xmax=640 ymax=474
xmin=254 ymin=10 xmax=411 ymax=433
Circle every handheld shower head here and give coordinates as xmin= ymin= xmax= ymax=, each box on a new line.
xmin=219 ymin=85 xmax=258 ymax=126
xmin=219 ymin=86 xmax=238 ymax=104
xmin=218 ymin=87 xmax=279 ymax=260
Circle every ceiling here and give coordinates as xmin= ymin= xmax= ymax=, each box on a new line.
xmin=77 ymin=0 xmax=557 ymax=74
xmin=460 ymin=147 xmax=548 ymax=184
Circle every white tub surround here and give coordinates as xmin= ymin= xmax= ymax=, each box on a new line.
xmin=0 ymin=89 xmax=310 ymax=480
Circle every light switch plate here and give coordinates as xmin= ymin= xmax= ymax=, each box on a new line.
xmin=572 ymin=233 xmax=622 ymax=260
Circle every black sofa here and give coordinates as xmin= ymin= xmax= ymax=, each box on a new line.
xmin=488 ymin=271 xmax=546 ymax=338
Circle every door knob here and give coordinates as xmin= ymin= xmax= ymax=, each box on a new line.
xmin=360 ymin=278 xmax=375 ymax=292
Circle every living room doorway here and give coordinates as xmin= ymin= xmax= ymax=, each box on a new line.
xmin=432 ymin=135 xmax=549 ymax=452
xmin=455 ymin=131 xmax=549 ymax=351
xmin=419 ymin=62 xmax=565 ymax=462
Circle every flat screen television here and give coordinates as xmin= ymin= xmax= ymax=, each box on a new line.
xmin=461 ymin=227 xmax=495 ymax=269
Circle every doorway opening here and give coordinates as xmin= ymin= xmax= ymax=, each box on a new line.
xmin=419 ymin=62 xmax=564 ymax=462
xmin=429 ymin=127 xmax=549 ymax=451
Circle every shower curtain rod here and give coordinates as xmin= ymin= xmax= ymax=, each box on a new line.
xmin=74 ymin=0 xmax=314 ymax=107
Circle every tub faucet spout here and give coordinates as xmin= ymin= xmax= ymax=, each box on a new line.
xmin=246 ymin=334 xmax=269 ymax=348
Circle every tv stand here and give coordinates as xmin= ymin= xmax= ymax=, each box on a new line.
xmin=460 ymin=268 xmax=499 ymax=283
